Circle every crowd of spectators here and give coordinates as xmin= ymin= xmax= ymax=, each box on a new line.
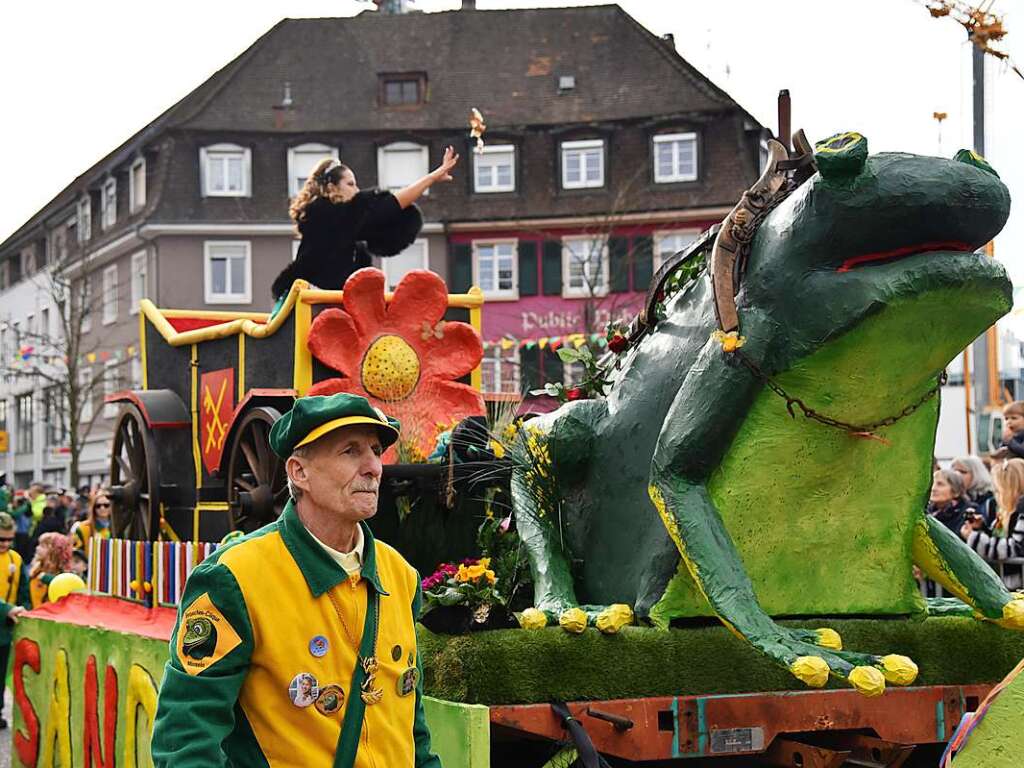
xmin=0 ymin=479 xmax=112 ymax=607
xmin=927 ymin=400 xmax=1024 ymax=591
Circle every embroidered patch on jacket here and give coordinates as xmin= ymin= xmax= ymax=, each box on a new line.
xmin=176 ymin=591 xmax=243 ymax=676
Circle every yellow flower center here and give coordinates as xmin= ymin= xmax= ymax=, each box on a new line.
xmin=360 ymin=335 xmax=421 ymax=400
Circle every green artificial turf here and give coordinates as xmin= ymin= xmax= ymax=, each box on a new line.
xmin=418 ymin=617 xmax=1024 ymax=705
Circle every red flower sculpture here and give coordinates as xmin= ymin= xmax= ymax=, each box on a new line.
xmin=307 ymin=268 xmax=485 ymax=458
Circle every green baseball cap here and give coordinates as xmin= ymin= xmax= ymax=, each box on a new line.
xmin=269 ymin=393 xmax=401 ymax=458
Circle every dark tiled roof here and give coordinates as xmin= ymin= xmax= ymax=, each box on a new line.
xmin=182 ymin=6 xmax=747 ymax=132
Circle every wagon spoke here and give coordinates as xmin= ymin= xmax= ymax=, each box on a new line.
xmin=240 ymin=440 xmax=259 ymax=477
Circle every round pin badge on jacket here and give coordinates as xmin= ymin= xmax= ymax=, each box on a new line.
xmin=309 ymin=635 xmax=329 ymax=658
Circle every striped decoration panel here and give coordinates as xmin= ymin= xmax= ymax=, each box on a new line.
xmin=88 ymin=537 xmax=219 ymax=607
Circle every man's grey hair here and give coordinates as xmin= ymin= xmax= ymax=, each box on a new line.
xmin=287 ymin=444 xmax=310 ymax=500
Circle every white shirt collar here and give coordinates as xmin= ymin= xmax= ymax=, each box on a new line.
xmin=307 ymin=523 xmax=364 ymax=576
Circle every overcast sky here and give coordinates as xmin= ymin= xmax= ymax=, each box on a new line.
xmin=3 ymin=0 xmax=1023 ymax=297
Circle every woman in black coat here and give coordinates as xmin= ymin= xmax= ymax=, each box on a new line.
xmin=271 ymin=147 xmax=460 ymax=306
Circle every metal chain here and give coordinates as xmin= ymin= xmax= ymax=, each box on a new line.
xmin=733 ymin=350 xmax=947 ymax=440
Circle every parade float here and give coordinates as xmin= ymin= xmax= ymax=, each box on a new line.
xmin=13 ymin=127 xmax=1024 ymax=768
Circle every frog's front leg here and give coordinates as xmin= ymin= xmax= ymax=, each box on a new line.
xmin=649 ymin=333 xmax=917 ymax=695
xmin=512 ymin=401 xmax=605 ymax=626
xmin=913 ymin=514 xmax=1024 ymax=628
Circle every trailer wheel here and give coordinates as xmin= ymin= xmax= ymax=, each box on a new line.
xmin=226 ymin=407 xmax=288 ymax=532
xmin=108 ymin=405 xmax=161 ymax=540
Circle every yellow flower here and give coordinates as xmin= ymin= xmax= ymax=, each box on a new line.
xmin=711 ymin=329 xmax=745 ymax=353
xmin=478 ymin=557 xmax=490 ymax=569
xmin=466 ymin=564 xmax=486 ymax=580
xmin=455 ymin=564 xmax=471 ymax=582
xmin=490 ymin=439 xmax=506 ymax=459
xmin=484 ymin=569 xmax=496 ymax=585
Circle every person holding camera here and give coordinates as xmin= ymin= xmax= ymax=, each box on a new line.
xmin=962 ymin=458 xmax=1024 ymax=589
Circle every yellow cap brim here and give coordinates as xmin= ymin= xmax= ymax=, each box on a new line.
xmin=295 ymin=415 xmax=400 ymax=451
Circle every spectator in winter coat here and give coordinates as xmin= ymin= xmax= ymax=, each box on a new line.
xmin=270 ymin=147 xmax=460 ymax=311
xmin=962 ymin=458 xmax=1024 ymax=589
xmin=953 ymin=455 xmax=997 ymax=528
xmin=927 ymin=468 xmax=972 ymax=535
xmin=995 ymin=401 xmax=1024 ymax=460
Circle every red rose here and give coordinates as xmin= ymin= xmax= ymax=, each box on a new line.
xmin=655 ymin=289 xmax=666 ymax=303
xmin=608 ymin=334 xmax=627 ymax=354
xmin=565 ymin=387 xmax=584 ymax=401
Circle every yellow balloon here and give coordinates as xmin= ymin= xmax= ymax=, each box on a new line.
xmin=48 ymin=573 xmax=87 ymax=603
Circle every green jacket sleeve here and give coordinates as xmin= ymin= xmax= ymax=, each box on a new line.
xmin=151 ymin=560 xmax=254 ymax=768
xmin=412 ymin=579 xmax=441 ymax=768
xmin=17 ymin=571 xmax=29 ymax=609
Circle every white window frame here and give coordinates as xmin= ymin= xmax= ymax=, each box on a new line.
xmin=204 ymin=241 xmax=252 ymax=304
xmin=473 ymin=144 xmax=516 ymax=193
xmin=561 ymin=235 xmax=609 ymax=298
xmin=79 ymin=366 xmax=93 ymax=423
xmin=653 ymin=132 xmax=698 ymax=184
xmin=472 ymin=239 xmax=519 ymax=301
xmin=200 ymin=143 xmax=252 ymax=197
xmin=653 ymin=229 xmax=702 ymax=272
xmin=102 ymin=264 xmax=118 ymax=325
xmin=101 ymin=177 xmax=117 ymax=230
xmin=77 ymin=196 xmax=91 ymax=244
xmin=129 ymin=157 xmax=146 ymax=212
xmin=481 ymin=345 xmax=522 ymax=395
xmin=380 ymin=239 xmax=429 ymax=292
xmin=288 ymin=143 xmax=338 ymax=197
xmin=560 ymin=139 xmax=605 ymax=190
xmin=103 ymin=359 xmax=121 ymax=419
xmin=80 ymin=277 xmax=92 ymax=334
xmin=377 ymin=142 xmax=429 ymax=193
xmin=130 ymin=250 xmax=147 ymax=314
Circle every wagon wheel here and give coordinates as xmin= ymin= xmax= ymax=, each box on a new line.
xmin=226 ymin=407 xmax=288 ymax=533
xmin=108 ymin=405 xmax=161 ymax=540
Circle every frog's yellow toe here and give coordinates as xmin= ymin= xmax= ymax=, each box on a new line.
xmin=814 ymin=628 xmax=842 ymax=650
xmin=849 ymin=665 xmax=886 ymax=697
xmin=881 ymin=654 xmax=918 ymax=686
xmin=790 ymin=656 xmax=829 ymax=688
xmin=1000 ymin=599 xmax=1024 ymax=629
xmin=595 ymin=604 xmax=633 ymax=634
xmin=559 ymin=607 xmax=588 ymax=634
xmin=518 ymin=608 xmax=548 ymax=630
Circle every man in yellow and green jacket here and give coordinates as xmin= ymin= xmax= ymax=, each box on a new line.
xmin=152 ymin=393 xmax=440 ymax=767
xmin=0 ymin=512 xmax=29 ymax=729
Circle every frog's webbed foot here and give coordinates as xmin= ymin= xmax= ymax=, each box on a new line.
xmin=765 ymin=627 xmax=919 ymax=695
xmin=519 ymin=603 xmax=635 ymax=635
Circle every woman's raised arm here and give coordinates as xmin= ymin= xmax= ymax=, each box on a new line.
xmin=394 ymin=146 xmax=460 ymax=209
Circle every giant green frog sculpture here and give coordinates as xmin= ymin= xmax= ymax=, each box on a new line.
xmin=511 ymin=132 xmax=1020 ymax=695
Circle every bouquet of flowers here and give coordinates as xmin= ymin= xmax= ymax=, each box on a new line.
xmin=420 ymin=557 xmax=512 ymax=633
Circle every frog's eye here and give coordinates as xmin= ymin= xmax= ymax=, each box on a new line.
xmin=814 ymin=131 xmax=868 ymax=178
xmin=953 ymin=148 xmax=999 ymax=178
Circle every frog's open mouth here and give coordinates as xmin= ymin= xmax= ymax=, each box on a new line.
xmin=836 ymin=241 xmax=975 ymax=273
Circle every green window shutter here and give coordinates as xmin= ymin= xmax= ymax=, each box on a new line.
xmin=632 ymin=235 xmax=654 ymax=291
xmin=518 ymin=241 xmax=539 ymax=296
xmin=608 ymin=236 xmax=630 ymax=293
xmin=520 ymin=346 xmax=541 ymax=392
xmin=544 ymin=347 xmax=564 ymax=387
xmin=541 ymin=240 xmax=562 ymax=296
xmin=449 ymin=243 xmax=472 ymax=293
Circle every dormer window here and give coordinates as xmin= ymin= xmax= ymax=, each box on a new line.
xmin=200 ymin=143 xmax=252 ymax=197
xmin=380 ymin=73 xmax=426 ymax=107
